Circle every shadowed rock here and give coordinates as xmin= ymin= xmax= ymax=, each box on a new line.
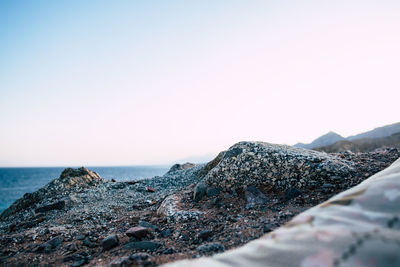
xmin=102 ymin=234 xmax=119 ymax=251
xmin=35 ymin=201 xmax=65 ymax=213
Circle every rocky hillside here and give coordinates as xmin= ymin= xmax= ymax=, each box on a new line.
xmin=347 ymin=121 xmax=400 ymax=140
xmin=294 ymin=131 xmax=345 ymax=149
xmin=0 ymin=142 xmax=398 ymax=267
xmin=295 ymin=122 xmax=400 ymax=150
xmin=315 ymin=132 xmax=400 ymax=153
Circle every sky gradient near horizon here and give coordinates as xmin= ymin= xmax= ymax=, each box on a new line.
xmin=1 ymin=0 xmax=400 ymax=166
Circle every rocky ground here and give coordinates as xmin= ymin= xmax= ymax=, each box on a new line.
xmin=0 ymin=143 xmax=399 ymax=267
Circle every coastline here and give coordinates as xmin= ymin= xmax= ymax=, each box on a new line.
xmin=0 ymin=166 xmax=170 ymax=214
xmin=0 ymin=143 xmax=399 ymax=266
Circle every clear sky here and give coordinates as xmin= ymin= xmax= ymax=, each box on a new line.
xmin=0 ymin=0 xmax=399 ymax=166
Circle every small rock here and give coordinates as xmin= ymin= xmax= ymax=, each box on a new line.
xmin=72 ymin=259 xmax=87 ymax=267
xmin=111 ymin=182 xmax=127 ymax=189
xmin=330 ymin=176 xmax=342 ymax=181
xmin=245 ymin=186 xmax=269 ymax=209
xmin=47 ymin=236 xmax=63 ymax=249
xmin=322 ymin=183 xmax=335 ymax=192
xmin=109 ymin=256 xmax=131 ymax=267
xmin=35 ymin=201 xmax=65 ymax=213
xmin=126 ymin=227 xmax=152 ymax=240
xmin=75 ymin=234 xmax=85 ymax=240
xmin=83 ymin=237 xmax=97 ymax=248
xmin=206 ymin=187 xmax=222 ymax=197
xmin=285 ymin=188 xmax=302 ymax=201
xmin=129 ymin=252 xmax=151 ymax=261
xmin=161 ymin=229 xmax=172 ymax=237
xmin=63 ymin=252 xmax=90 ymax=265
xmin=66 ymin=243 xmax=77 ymax=252
xmin=8 ymin=223 xmax=17 ymax=232
xmin=323 ymin=183 xmax=335 ymax=188
xmin=198 ymin=230 xmax=213 ymax=241
xmin=111 ymin=178 xmax=116 ymax=182
xmin=193 ymin=182 xmax=207 ymax=202
xmin=33 ymin=243 xmax=52 ymax=253
xmin=198 ymin=242 xmax=225 ymax=254
xmin=263 ymin=225 xmax=273 ymax=233
xmin=147 ymin=187 xmax=156 ymax=193
xmin=121 ymin=253 xmax=152 ymax=266
xmin=227 ymin=215 xmax=239 ymax=222
xmin=163 ymin=247 xmax=175 ymax=254
xmin=138 ymin=221 xmax=159 ymax=232
xmin=101 ymin=234 xmax=119 ymax=251
xmin=125 ymin=241 xmax=161 ymax=252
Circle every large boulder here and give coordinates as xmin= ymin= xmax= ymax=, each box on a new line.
xmin=0 ymin=167 xmax=103 ymax=219
xmin=205 ymin=142 xmax=355 ymax=192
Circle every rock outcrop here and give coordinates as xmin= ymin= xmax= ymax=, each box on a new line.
xmin=205 ymin=142 xmax=355 ymax=192
xmin=167 ymin=162 xmax=196 ymax=174
xmin=0 ymin=167 xmax=103 ymax=219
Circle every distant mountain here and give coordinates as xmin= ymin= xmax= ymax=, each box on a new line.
xmin=294 ymin=131 xmax=345 ymax=149
xmin=172 ymin=153 xmax=216 ymax=164
xmin=347 ymin=122 xmax=400 ymax=141
xmin=315 ymin=132 xmax=400 ymax=153
xmin=295 ymin=122 xmax=400 ymax=151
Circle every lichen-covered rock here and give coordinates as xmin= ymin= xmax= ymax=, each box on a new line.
xmin=0 ymin=167 xmax=103 ymax=219
xmin=205 ymin=142 xmax=355 ymax=192
xmin=197 ymin=151 xmax=226 ymax=179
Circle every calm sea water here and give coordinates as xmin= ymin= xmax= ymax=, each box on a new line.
xmin=0 ymin=166 xmax=169 ymax=213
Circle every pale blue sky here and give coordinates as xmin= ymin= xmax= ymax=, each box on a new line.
xmin=1 ymin=1 xmax=399 ymax=166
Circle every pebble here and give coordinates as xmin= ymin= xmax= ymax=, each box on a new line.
xmin=47 ymin=236 xmax=63 ymax=249
xmin=138 ymin=221 xmax=159 ymax=232
xmin=198 ymin=242 xmax=225 ymax=254
xmin=147 ymin=187 xmax=156 ymax=193
xmin=125 ymin=241 xmax=161 ymax=252
xmin=285 ymin=188 xmax=302 ymax=201
xmin=101 ymin=234 xmax=119 ymax=251
xmin=75 ymin=234 xmax=85 ymax=240
xmin=161 ymin=229 xmax=172 ymax=237
xmin=198 ymin=230 xmax=214 ymax=241
xmin=163 ymin=247 xmax=175 ymax=254
xmin=245 ymin=186 xmax=269 ymax=209
xmin=66 ymin=242 xmax=77 ymax=252
xmin=206 ymin=187 xmax=222 ymax=197
xmin=35 ymin=201 xmax=65 ymax=213
xmin=83 ymin=237 xmax=96 ymax=248
xmin=125 ymin=226 xmax=152 ymax=240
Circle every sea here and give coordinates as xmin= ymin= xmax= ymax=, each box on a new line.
xmin=0 ymin=166 xmax=170 ymax=213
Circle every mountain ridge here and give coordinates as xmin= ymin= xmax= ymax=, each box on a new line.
xmin=295 ymin=122 xmax=400 ymax=150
